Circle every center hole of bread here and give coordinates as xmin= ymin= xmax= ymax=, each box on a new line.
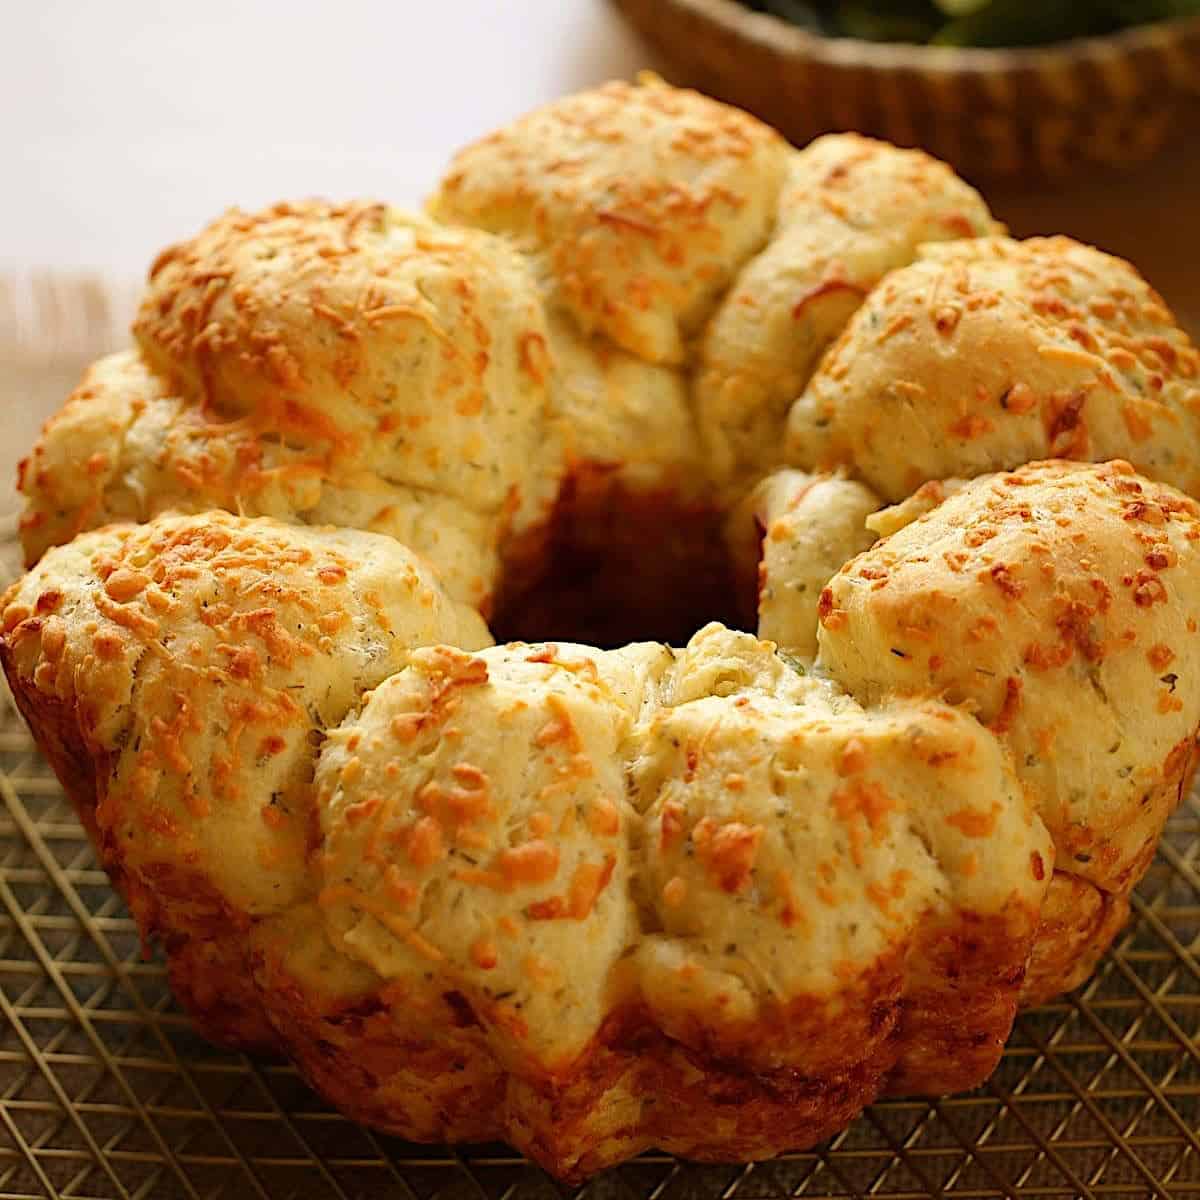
xmin=490 ymin=484 xmax=744 ymax=649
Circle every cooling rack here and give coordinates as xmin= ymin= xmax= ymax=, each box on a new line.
xmin=0 ymin=278 xmax=1199 ymax=1199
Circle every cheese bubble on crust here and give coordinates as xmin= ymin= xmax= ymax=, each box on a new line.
xmin=134 ymin=204 xmax=560 ymax=531
xmin=788 ymin=236 xmax=1200 ymax=500
xmin=0 ymin=511 xmax=491 ymax=921
xmin=315 ymin=640 xmax=674 ymax=1073
xmin=633 ymin=625 xmax=1050 ymax=1085
xmin=817 ymin=460 xmax=1200 ymax=891
xmin=431 ymin=76 xmax=789 ymax=366
xmin=697 ymin=134 xmax=999 ymax=493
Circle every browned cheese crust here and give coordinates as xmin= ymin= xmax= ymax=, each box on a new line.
xmin=5 ymin=76 xmax=1200 ymax=1182
xmin=788 ymin=237 xmax=1200 ymax=500
xmin=818 ymin=460 xmax=1200 ymax=1006
xmin=1 ymin=512 xmax=489 ymax=1052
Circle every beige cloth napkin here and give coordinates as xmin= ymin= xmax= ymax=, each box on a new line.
xmin=0 ymin=272 xmax=139 ymax=524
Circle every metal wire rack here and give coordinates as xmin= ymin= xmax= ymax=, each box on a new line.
xmin=0 ymin=280 xmax=1198 ymax=1199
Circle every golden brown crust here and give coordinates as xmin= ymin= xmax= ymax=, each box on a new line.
xmin=885 ymin=906 xmax=1037 ymax=1097
xmin=162 ymin=915 xmax=280 ymax=1054
xmin=432 ymin=75 xmax=789 ymax=365
xmin=253 ymin=913 xmax=505 ymax=1143
xmin=1020 ymin=872 xmax=1131 ymax=1008
xmin=509 ymin=1011 xmax=893 ymax=1181
xmin=254 ymin=961 xmax=890 ymax=1183
xmin=253 ymin=909 xmax=1037 ymax=1180
xmin=698 ymin=134 xmax=999 ymax=494
xmin=818 ymin=460 xmax=1200 ymax=894
xmin=788 ymin=237 xmax=1200 ymax=501
xmin=7 ymin=78 xmax=1200 ymax=1182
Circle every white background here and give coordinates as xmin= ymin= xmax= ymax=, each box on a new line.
xmin=0 ymin=1 xmax=662 ymax=274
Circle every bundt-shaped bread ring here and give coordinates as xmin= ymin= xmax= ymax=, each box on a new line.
xmin=6 ymin=75 xmax=1200 ymax=1180
xmin=5 ymin=461 xmax=1197 ymax=1176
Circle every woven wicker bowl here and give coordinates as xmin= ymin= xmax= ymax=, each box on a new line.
xmin=613 ymin=0 xmax=1200 ymax=178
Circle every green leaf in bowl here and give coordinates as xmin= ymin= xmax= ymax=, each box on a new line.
xmin=834 ymin=0 xmax=944 ymax=42
xmin=761 ymin=0 xmax=828 ymax=29
xmin=745 ymin=0 xmax=1199 ymax=45
xmin=933 ymin=0 xmax=991 ymax=14
xmin=931 ymin=0 xmax=1118 ymax=45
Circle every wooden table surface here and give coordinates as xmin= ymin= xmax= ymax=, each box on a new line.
xmin=987 ymin=151 xmax=1200 ymax=337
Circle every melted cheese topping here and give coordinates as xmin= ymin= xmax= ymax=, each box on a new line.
xmin=697 ymin=134 xmax=999 ymax=495
xmin=818 ymin=460 xmax=1200 ymax=890
xmin=789 ymin=237 xmax=1200 ymax=500
xmin=432 ymin=75 xmax=789 ymax=365
xmin=1 ymin=512 xmax=490 ymax=919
